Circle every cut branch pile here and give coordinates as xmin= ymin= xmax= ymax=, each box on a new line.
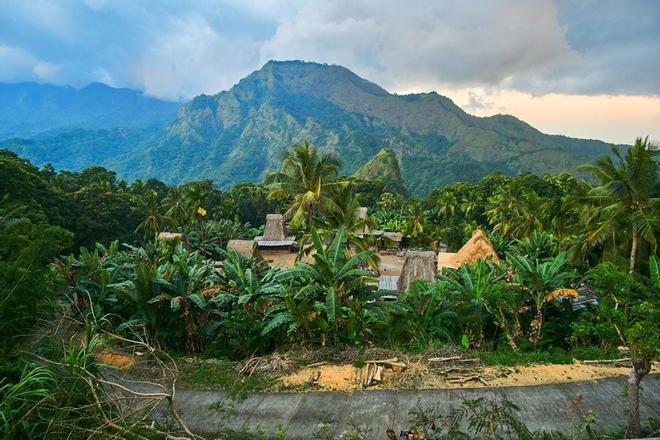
xmin=353 ymin=357 xmax=407 ymax=387
xmin=238 ymin=353 xmax=292 ymax=376
xmin=427 ymin=355 xmax=490 ymax=386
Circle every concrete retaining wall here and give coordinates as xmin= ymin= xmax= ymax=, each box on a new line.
xmin=159 ymin=375 xmax=659 ymax=438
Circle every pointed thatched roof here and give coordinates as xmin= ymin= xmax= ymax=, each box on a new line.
xmin=227 ymin=240 xmax=256 ymax=258
xmin=264 ymin=214 xmax=286 ymax=241
xmin=255 ymin=214 xmax=296 ymax=247
xmin=397 ymin=250 xmax=436 ymax=291
xmin=437 ymin=228 xmax=499 ymax=271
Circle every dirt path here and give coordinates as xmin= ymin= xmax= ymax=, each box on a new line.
xmin=281 ymin=362 xmax=632 ymax=391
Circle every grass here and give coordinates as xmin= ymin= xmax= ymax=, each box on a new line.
xmin=475 ymin=347 xmax=621 ymax=366
xmin=180 ymin=358 xmax=277 ymax=399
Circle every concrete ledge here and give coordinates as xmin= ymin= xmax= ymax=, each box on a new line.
xmin=159 ymin=375 xmax=660 ymax=437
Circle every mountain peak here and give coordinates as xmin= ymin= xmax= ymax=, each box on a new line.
xmin=237 ymin=59 xmax=390 ymax=98
xmin=353 ymin=148 xmax=406 ymax=195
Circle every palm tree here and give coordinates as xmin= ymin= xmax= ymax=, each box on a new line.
xmin=135 ymin=190 xmax=162 ymax=241
xmin=162 ymin=186 xmax=191 ymax=227
xmin=578 ymin=137 xmax=658 ymax=273
xmin=485 ymin=183 xmax=544 ymax=239
xmin=265 ymin=141 xmax=342 ymax=230
xmin=403 ymin=201 xmax=428 ymax=240
xmin=314 ymin=183 xmax=380 ymax=269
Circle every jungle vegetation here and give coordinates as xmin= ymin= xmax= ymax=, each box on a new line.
xmin=0 ymin=137 xmax=657 ymax=438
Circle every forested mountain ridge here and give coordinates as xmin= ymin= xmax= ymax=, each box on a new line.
xmin=0 ymin=81 xmax=180 ymax=138
xmin=116 ymin=60 xmax=613 ymax=194
xmin=1 ymin=61 xmax=614 ymax=194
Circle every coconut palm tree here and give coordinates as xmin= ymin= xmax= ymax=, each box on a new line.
xmin=265 ymin=141 xmax=342 ymax=230
xmin=162 ymin=186 xmax=191 ymax=227
xmin=578 ymin=137 xmax=659 ymax=273
xmin=485 ymin=182 xmax=544 ymax=239
xmin=135 ymin=190 xmax=162 ymax=241
xmin=314 ymin=183 xmax=380 ymax=269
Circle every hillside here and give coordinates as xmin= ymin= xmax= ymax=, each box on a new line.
xmin=0 ymin=61 xmax=613 ymax=194
xmin=0 ymin=82 xmax=180 ymax=139
xmin=353 ymin=148 xmax=406 ymax=194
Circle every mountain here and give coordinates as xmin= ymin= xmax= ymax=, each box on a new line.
xmin=0 ymin=61 xmax=613 ymax=194
xmin=114 ymin=60 xmax=612 ymax=194
xmin=0 ymin=82 xmax=180 ymax=138
xmin=353 ymin=148 xmax=406 ymax=195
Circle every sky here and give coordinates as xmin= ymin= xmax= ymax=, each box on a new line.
xmin=0 ymin=0 xmax=658 ymax=144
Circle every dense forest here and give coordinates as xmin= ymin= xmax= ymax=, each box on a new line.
xmin=0 ymin=137 xmax=657 ymax=438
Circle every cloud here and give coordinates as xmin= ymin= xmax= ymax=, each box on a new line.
xmin=0 ymin=0 xmax=658 ymax=99
xmin=260 ymin=0 xmax=576 ymax=92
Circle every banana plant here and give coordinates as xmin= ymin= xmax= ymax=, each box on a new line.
xmin=392 ymin=280 xmax=456 ymax=346
xmin=650 ymin=255 xmax=659 ymax=288
xmin=437 ymin=259 xmax=504 ymax=346
xmin=276 ymin=227 xmax=376 ymax=342
xmin=505 ymin=251 xmax=576 ymax=343
xmin=147 ymin=243 xmax=221 ymax=351
xmin=213 ymin=248 xmax=282 ymax=309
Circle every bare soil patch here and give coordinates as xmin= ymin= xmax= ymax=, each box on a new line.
xmin=280 ymin=361 xmax=632 ymax=391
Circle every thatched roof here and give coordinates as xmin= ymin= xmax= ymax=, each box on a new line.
xmin=255 ymin=214 xmax=296 ymax=247
xmin=397 ymin=250 xmax=436 ymax=291
xmin=157 ymin=232 xmax=183 ymax=241
xmin=264 ymin=214 xmax=286 ymax=241
xmin=227 ymin=240 xmax=255 ymax=257
xmin=383 ymin=232 xmax=403 ymax=243
xmin=437 ymin=228 xmax=500 ymax=271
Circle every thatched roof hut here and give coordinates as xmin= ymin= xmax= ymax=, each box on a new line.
xmin=397 ymin=250 xmax=436 ymax=291
xmin=383 ymin=231 xmax=404 ymax=248
xmin=157 ymin=232 xmax=184 ymax=241
xmin=227 ymin=240 xmax=255 ymax=258
xmin=255 ymin=214 xmax=296 ymax=248
xmin=437 ymin=228 xmax=500 ymax=271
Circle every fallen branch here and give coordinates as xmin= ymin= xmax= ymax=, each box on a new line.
xmin=427 ymin=356 xmax=461 ymax=363
xmin=365 ymin=357 xmax=398 ymax=364
xmin=436 ymin=367 xmax=477 ymax=375
xmin=447 ymin=375 xmax=485 ymax=384
xmin=428 ymin=357 xmax=479 ymax=364
xmin=306 ymin=361 xmax=328 ymax=368
xmin=579 ymin=358 xmax=630 ymax=364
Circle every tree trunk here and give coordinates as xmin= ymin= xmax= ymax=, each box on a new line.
xmin=529 ymin=309 xmax=543 ymax=343
xmin=629 ymin=226 xmax=638 ymax=274
xmin=627 ymin=357 xmax=651 ymax=438
xmin=306 ymin=205 xmax=314 ymax=232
